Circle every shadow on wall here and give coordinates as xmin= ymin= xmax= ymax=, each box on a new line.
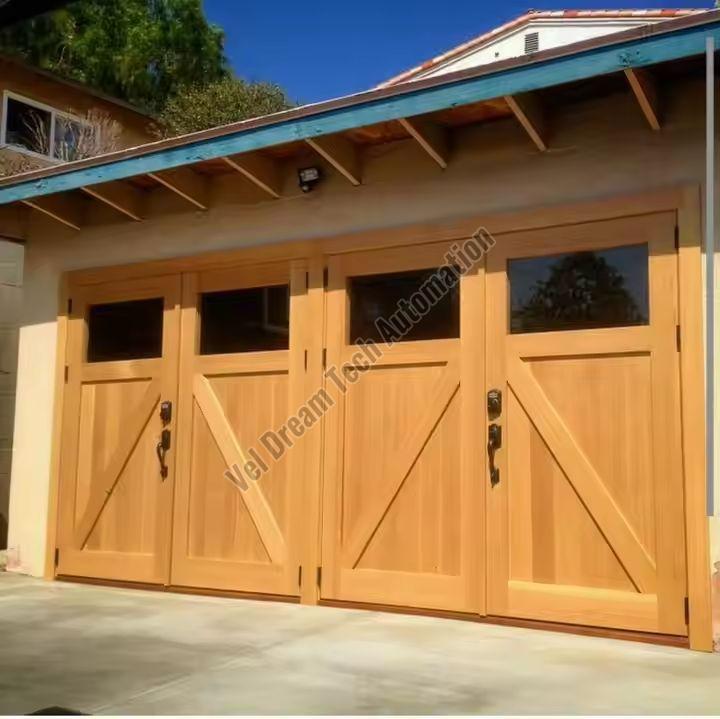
xmin=0 ymin=239 xmax=24 ymax=552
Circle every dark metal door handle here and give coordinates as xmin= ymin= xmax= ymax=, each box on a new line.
xmin=156 ymin=429 xmax=171 ymax=480
xmin=488 ymin=423 xmax=502 ymax=487
xmin=160 ymin=401 xmax=172 ymax=425
xmin=487 ymin=389 xmax=502 ymax=419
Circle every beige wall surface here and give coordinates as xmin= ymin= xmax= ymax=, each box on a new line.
xmin=5 ymin=81 xmax=718 ymax=640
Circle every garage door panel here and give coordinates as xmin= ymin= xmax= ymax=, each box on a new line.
xmin=186 ymin=398 xmax=270 ymax=564
xmin=355 ymin=390 xmax=461 ymax=576
xmin=529 ymin=354 xmax=657 ymax=559
xmin=56 ymin=276 xmax=181 ymax=584
xmin=508 ymin=390 xmax=636 ymax=593
xmin=321 ymin=244 xmax=482 ymax=613
xmin=170 ymin=264 xmax=303 ymax=597
xmin=487 ymin=213 xmax=687 ymax=637
xmin=77 ymin=380 xmax=160 ymax=556
xmin=208 ymin=372 xmax=292 ymax=531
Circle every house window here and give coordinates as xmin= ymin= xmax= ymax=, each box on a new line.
xmin=4 ymin=97 xmax=51 ymax=156
xmin=524 ymin=32 xmax=540 ymax=54
xmin=1 ymin=92 xmax=91 ymax=162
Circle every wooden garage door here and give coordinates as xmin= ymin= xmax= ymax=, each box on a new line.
xmin=320 ymin=242 xmax=484 ymax=613
xmin=170 ymin=263 xmax=306 ymax=595
xmin=56 ymin=275 xmax=181 ymax=583
xmin=485 ymin=213 xmax=688 ymax=635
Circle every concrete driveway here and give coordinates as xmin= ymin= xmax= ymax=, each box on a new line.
xmin=0 ymin=572 xmax=718 ymax=715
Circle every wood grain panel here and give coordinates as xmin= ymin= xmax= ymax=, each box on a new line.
xmin=486 ymin=213 xmax=688 ymax=636
xmin=170 ymin=261 xmax=305 ymax=596
xmin=55 ymin=274 xmax=181 ymax=584
xmin=321 ymin=242 xmax=481 ymax=613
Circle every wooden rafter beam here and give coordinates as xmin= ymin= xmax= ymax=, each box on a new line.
xmin=148 ymin=167 xmax=209 ymax=210
xmin=81 ymin=181 xmax=144 ymax=221
xmin=305 ymin=134 xmax=361 ymax=186
xmin=398 ymin=117 xmax=448 ymax=168
xmin=0 ymin=25 xmax=716 ymax=208
xmin=222 ymin=152 xmax=282 ymax=199
xmin=505 ymin=93 xmax=548 ymax=152
xmin=21 ymin=193 xmax=83 ymax=231
xmin=624 ymin=68 xmax=661 ymax=131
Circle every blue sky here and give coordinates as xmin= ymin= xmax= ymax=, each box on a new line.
xmin=204 ymin=0 xmax=712 ymax=104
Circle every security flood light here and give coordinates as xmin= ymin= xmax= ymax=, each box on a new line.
xmin=298 ymin=166 xmax=321 ymax=193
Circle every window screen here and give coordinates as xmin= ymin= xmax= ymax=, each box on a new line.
xmin=87 ymin=298 xmax=164 ymax=363
xmin=349 ymin=267 xmax=460 ymax=343
xmin=200 ymin=285 xmax=289 ymax=355
xmin=509 ymin=244 xmax=649 ymax=334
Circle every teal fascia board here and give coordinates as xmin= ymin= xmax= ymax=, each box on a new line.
xmin=1 ymin=19 xmax=719 ymax=206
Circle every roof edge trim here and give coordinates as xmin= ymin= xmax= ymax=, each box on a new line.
xmin=1 ymin=13 xmax=719 ymax=207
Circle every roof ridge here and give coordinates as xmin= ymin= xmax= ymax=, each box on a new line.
xmin=377 ymin=7 xmax=711 ymax=88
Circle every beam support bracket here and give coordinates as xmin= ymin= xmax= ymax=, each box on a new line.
xmin=222 ymin=152 xmax=282 ymax=198
xmin=21 ymin=194 xmax=84 ymax=231
xmin=398 ymin=117 xmax=449 ymax=168
xmin=81 ymin=181 xmax=144 ymax=221
xmin=505 ymin=93 xmax=548 ymax=151
xmin=624 ymin=68 xmax=661 ymax=131
xmin=305 ymin=134 xmax=361 ymax=186
xmin=148 ymin=168 xmax=209 ymax=210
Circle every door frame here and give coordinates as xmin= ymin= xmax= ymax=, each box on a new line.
xmin=44 ymin=185 xmax=712 ymax=650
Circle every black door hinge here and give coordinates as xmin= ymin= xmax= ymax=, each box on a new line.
xmin=298 ymin=566 xmax=303 ymax=587
xmin=67 ymin=298 xmax=73 ymax=314
xmin=684 ymin=596 xmax=690 ymax=624
xmin=316 ymin=566 xmax=322 ymax=587
xmin=322 ymin=348 xmax=327 ymax=370
xmin=323 ymin=267 xmax=329 ymax=288
xmin=305 ymin=271 xmax=309 ymax=290
xmin=64 ymin=365 xmax=69 ymax=383
xmin=676 ymin=324 xmax=682 ymax=352
xmin=304 ymin=350 xmax=308 ymax=372
xmin=54 ymin=548 xmax=59 ymax=567
xmin=674 ymin=224 xmax=680 ymax=250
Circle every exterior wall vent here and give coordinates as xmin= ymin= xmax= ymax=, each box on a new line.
xmin=524 ymin=32 xmax=540 ymax=54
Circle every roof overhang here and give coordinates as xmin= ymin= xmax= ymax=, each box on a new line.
xmin=0 ymin=9 xmax=718 ymax=227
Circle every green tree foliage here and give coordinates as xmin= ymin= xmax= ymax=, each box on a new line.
xmin=0 ymin=0 xmax=229 ymax=112
xmin=157 ymin=77 xmax=293 ymax=137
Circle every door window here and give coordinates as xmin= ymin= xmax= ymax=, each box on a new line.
xmin=508 ymin=244 xmax=649 ymax=334
xmin=199 ymin=285 xmax=289 ymax=355
xmin=348 ymin=267 xmax=460 ymax=343
xmin=86 ymin=298 xmax=164 ymax=362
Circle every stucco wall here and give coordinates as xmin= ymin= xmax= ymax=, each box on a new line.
xmin=6 ymin=81 xmax=718 ymax=639
xmin=421 ymin=19 xmax=669 ymax=77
